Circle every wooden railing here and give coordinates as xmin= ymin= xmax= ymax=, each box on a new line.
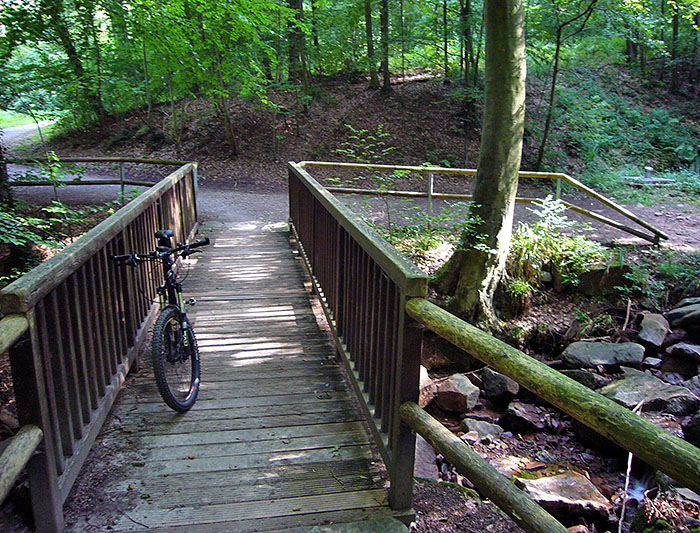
xmin=0 ymin=162 xmax=199 ymax=532
xmin=288 ymin=162 xmax=428 ymax=512
xmin=298 ymin=161 xmax=669 ymax=244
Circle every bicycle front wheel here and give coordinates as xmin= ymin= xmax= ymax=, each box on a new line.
xmin=151 ymin=306 xmax=201 ymax=412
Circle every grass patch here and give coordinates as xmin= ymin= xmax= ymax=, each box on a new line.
xmin=0 ymin=109 xmax=34 ymax=128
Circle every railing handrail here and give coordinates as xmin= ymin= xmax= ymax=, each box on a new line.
xmin=400 ymin=402 xmax=569 ymax=533
xmin=405 ymin=297 xmax=700 ymax=494
xmin=0 ymin=425 xmax=44 ymax=505
xmin=298 ymin=160 xmax=669 ymax=242
xmin=7 ymin=157 xmax=193 ymax=165
xmin=0 ymin=163 xmax=197 ymax=314
xmin=290 ymin=162 xmax=427 ymax=296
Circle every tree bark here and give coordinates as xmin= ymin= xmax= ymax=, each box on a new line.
xmin=44 ymin=0 xmax=106 ymax=121
xmin=380 ymin=0 xmax=391 ymax=92
xmin=0 ymin=134 xmax=11 ymax=207
xmin=287 ymin=0 xmax=309 ymax=88
xmin=671 ymin=4 xmax=679 ymax=93
xmin=433 ymin=0 xmax=526 ymax=328
xmin=365 ymin=0 xmax=380 ymax=89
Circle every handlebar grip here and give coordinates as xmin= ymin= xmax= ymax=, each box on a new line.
xmin=189 ymin=237 xmax=210 ymax=248
xmin=112 ymin=254 xmax=132 ymax=262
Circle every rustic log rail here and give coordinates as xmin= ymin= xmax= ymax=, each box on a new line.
xmin=404 ymin=297 xmax=700 ymax=495
xmin=288 ymin=161 xmax=428 ymax=512
xmin=298 ymin=161 xmax=669 ymax=244
xmin=6 ymin=156 xmax=196 ymax=201
xmin=0 ymin=424 xmax=43 ymax=505
xmin=0 ymin=162 xmax=199 ymax=532
xmin=400 ymin=402 xmax=568 ymax=533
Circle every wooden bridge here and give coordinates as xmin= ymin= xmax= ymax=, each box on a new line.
xmin=2 ymin=161 xmax=698 ymax=533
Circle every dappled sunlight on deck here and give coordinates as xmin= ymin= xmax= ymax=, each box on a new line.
xmin=72 ymin=228 xmax=396 ymax=532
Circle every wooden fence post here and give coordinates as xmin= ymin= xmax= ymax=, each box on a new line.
xmin=7 ymin=312 xmax=64 ymax=533
xmin=389 ymin=311 xmax=423 ymax=511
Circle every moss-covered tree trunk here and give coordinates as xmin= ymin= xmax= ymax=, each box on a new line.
xmin=0 ymin=134 xmax=11 ymax=206
xmin=433 ymin=0 xmax=526 ymax=328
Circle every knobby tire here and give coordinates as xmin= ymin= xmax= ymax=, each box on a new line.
xmin=151 ymin=306 xmax=200 ymax=412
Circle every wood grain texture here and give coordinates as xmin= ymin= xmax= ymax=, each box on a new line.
xmin=67 ymin=229 xmax=400 ymax=532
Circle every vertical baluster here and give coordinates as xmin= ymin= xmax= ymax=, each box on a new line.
xmin=105 ymin=240 xmax=126 ymax=360
xmin=374 ymin=272 xmax=389 ymax=421
xmin=69 ymin=272 xmax=99 ymax=411
xmin=59 ymin=280 xmax=91 ymax=427
xmin=95 ymin=250 xmax=118 ymax=375
xmin=340 ymin=231 xmax=351 ymax=342
xmin=367 ymin=261 xmax=380 ymax=405
xmin=382 ymin=284 xmax=400 ymax=434
xmin=85 ymin=258 xmax=111 ymax=388
xmin=347 ymin=239 xmax=358 ymax=363
xmin=357 ymin=250 xmax=369 ymax=386
xmin=36 ymin=299 xmax=74 ymax=460
xmin=332 ymin=222 xmax=344 ymax=332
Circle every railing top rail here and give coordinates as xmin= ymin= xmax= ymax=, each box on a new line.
xmin=0 ymin=315 xmax=29 ymax=353
xmin=6 ymin=157 xmax=193 ymax=166
xmin=298 ymin=160 xmax=668 ymax=241
xmin=290 ymin=162 xmax=428 ymax=297
xmin=0 ymin=163 xmax=197 ymax=314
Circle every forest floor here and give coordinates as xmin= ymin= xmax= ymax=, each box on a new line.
xmin=2 ymin=76 xmax=700 ymax=532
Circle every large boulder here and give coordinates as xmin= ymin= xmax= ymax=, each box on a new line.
xmin=562 ymin=341 xmax=645 ymax=369
xmin=434 ymin=374 xmax=480 ymax=413
xmin=577 ymin=264 xmax=631 ymax=296
xmin=514 ymin=471 xmax=612 ymax=521
xmin=599 ymin=368 xmax=700 ymax=415
xmin=419 ymin=366 xmax=437 ymax=408
xmin=683 ymin=376 xmax=700 ymax=402
xmin=637 ymin=313 xmax=670 ymax=354
xmin=480 ymin=368 xmax=519 ymax=406
xmin=683 ymin=413 xmax=700 ymax=448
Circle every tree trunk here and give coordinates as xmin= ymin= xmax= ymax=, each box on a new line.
xmin=287 ymin=0 xmax=308 ymax=87
xmin=365 ymin=0 xmax=380 ymax=89
xmin=443 ymin=0 xmax=449 ymax=79
xmin=433 ymin=0 xmax=526 ymax=328
xmin=45 ymin=0 xmax=106 ymax=121
xmin=380 ymin=0 xmax=391 ymax=92
xmin=0 ymin=135 xmax=11 ymax=207
xmin=671 ymin=5 xmax=679 ymax=93
xmin=461 ymin=0 xmax=474 ymax=85
xmin=535 ymin=27 xmax=562 ymax=171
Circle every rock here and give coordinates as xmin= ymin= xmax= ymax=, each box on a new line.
xmin=638 ymin=313 xmax=670 ymax=354
xmin=666 ymin=302 xmax=700 ymax=324
xmin=665 ymin=342 xmax=700 ymax=363
xmin=480 ymin=368 xmax=519 ymax=406
xmin=660 ymin=352 xmax=699 ymax=380
xmin=658 ymin=372 xmax=687 ymax=385
xmin=419 ymin=366 xmax=437 ymax=408
xmin=435 ymin=374 xmax=480 ymax=413
xmin=501 ymin=402 xmax=546 ymax=433
xmin=462 ymin=431 xmax=479 ymax=445
xmin=683 ymin=375 xmax=700 ymax=399
xmin=414 ymin=435 xmax=440 ymax=480
xmin=640 ymin=413 xmax=684 ymax=438
xmin=642 ymin=357 xmax=663 ymax=369
xmin=677 ymin=297 xmax=700 ymax=308
xmin=460 ymin=418 xmax=505 ymax=441
xmin=422 ymin=333 xmax=482 ymax=373
xmin=687 ymin=325 xmax=700 ymax=342
xmin=514 ymin=471 xmax=612 ymax=521
xmin=560 ymin=369 xmax=609 ymax=390
xmin=661 ymin=328 xmax=688 ymax=350
xmin=599 ymin=368 xmax=700 ymax=415
xmin=683 ymin=413 xmax=700 ymax=448
xmin=562 ymin=341 xmax=645 ymax=369
xmin=577 ymin=264 xmax=631 ymax=296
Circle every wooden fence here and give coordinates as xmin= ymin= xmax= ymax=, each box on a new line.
xmin=0 ymin=162 xmax=199 ymax=532
xmin=288 ymin=162 xmax=428 ymax=511
xmin=297 ymin=161 xmax=669 ymax=244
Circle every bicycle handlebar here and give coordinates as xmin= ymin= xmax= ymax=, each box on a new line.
xmin=112 ymin=237 xmax=210 ymax=265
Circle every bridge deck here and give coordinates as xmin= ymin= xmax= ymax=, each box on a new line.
xmin=67 ymin=228 xmax=403 ymax=531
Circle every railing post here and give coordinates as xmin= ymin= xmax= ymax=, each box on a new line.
xmin=119 ymin=162 xmax=125 ymax=205
xmin=7 ymin=312 xmax=64 ymax=533
xmin=389 ymin=309 xmax=423 ymax=511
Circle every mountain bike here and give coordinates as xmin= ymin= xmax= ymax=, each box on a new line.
xmin=113 ymin=229 xmax=209 ymax=412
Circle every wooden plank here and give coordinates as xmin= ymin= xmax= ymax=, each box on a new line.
xmin=109 ymin=488 xmax=389 ymax=530
xmin=0 ymin=315 xmax=28 ymax=354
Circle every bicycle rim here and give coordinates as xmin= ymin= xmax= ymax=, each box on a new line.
xmin=151 ymin=307 xmax=200 ymax=411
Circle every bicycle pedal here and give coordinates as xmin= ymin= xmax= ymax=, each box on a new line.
xmin=186 ymin=298 xmax=197 ymax=306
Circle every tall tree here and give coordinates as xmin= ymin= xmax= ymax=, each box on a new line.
xmin=365 ymin=0 xmax=380 ymax=89
xmin=380 ymin=0 xmax=391 ymax=91
xmin=534 ymin=0 xmax=598 ymax=171
xmin=0 ymin=133 xmax=11 ymax=207
xmin=433 ymin=0 xmax=526 ymax=327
